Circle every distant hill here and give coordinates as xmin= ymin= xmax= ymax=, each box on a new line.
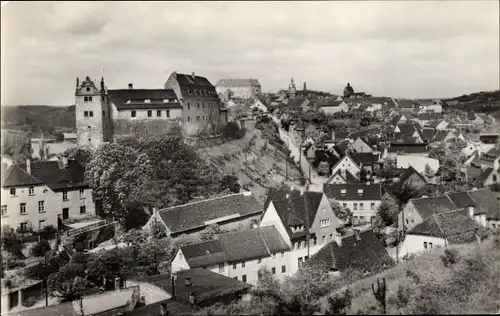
xmin=1 ymin=105 xmax=75 ymax=132
xmin=445 ymin=90 xmax=500 ymax=103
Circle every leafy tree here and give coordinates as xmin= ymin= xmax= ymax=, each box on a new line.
xmin=329 ymin=201 xmax=353 ymax=223
xmin=380 ymin=157 xmax=398 ymax=183
xmin=219 ymin=175 xmax=241 ymax=193
xmin=372 ymin=202 xmax=398 ymax=233
xmin=424 ymin=163 xmax=435 ymax=179
xmin=254 ymin=267 xmax=281 ymax=299
xmin=47 ymin=259 xmax=96 ymax=302
xmin=31 ymin=239 xmax=51 ymax=257
xmin=1 ymin=228 xmax=25 ymax=259
xmin=220 ymin=122 xmax=245 ymax=141
xmin=135 ymin=237 xmax=172 ymax=276
xmin=63 ymin=148 xmax=93 ymax=167
xmin=86 ymin=247 xmax=133 ymax=289
xmin=440 ymin=156 xmax=461 ymax=183
xmin=391 ymin=183 xmax=421 ymax=232
xmin=200 ymin=224 xmax=222 ymax=241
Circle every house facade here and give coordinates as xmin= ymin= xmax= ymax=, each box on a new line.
xmin=351 ymin=137 xmax=374 ymax=153
xmin=320 ymin=100 xmax=348 ymax=114
xmin=329 ymin=155 xmax=362 ymax=180
xmin=1 ymin=159 xmax=96 ymax=232
xmin=215 ymin=78 xmax=261 ymax=99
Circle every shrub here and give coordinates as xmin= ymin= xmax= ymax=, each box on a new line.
xmin=405 ymin=268 xmax=420 ymax=284
xmin=325 ymin=289 xmax=352 ymax=315
xmin=441 ymin=248 xmax=460 ymax=267
xmin=23 ymin=296 xmax=38 ymax=307
xmin=220 ymin=122 xmax=245 ymax=141
xmin=31 ymin=239 xmax=51 ymax=257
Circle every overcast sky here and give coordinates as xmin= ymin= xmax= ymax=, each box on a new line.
xmin=1 ymin=1 xmax=499 ymax=106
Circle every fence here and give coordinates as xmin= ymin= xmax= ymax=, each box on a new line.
xmin=64 ymin=218 xmax=115 ymax=238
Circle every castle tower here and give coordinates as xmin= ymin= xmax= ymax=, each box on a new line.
xmin=75 ymin=76 xmax=112 ymax=150
xmin=289 ymin=77 xmax=296 ymax=99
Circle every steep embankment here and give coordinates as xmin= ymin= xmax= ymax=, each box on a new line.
xmin=318 ymin=234 xmax=500 ymax=315
xmin=197 ymin=128 xmax=302 ymax=204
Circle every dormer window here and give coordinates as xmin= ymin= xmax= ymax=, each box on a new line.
xmin=126 ymin=100 xmax=131 ymax=104
xmin=145 ymin=99 xmax=151 ymax=103
xmin=357 ymin=189 xmax=364 ymax=196
xmin=341 ymin=189 xmax=347 ymax=196
xmin=163 ymin=99 xmax=169 ymax=103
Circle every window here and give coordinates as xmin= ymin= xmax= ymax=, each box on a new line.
xmin=20 ymin=203 xmax=27 ymax=215
xmin=131 ymin=110 xmax=136 ymax=118
xmin=313 ymin=238 xmax=317 ymax=245
xmin=167 ymin=110 xmax=170 ymax=118
xmin=282 ymin=265 xmax=286 ymax=273
xmin=273 ymin=253 xmax=276 ymax=259
xmin=322 ymin=235 xmax=326 ymax=243
xmin=80 ymin=206 xmax=86 ymax=214
xmin=38 ymin=201 xmax=45 ymax=213
xmin=1 ymin=205 xmax=6 ymax=217
xmin=406 ymin=219 xmax=409 ymax=224
xmin=360 ymin=216 xmax=364 ymax=222
xmin=145 ymin=99 xmax=151 ymax=103
xmin=29 ymin=187 xmax=34 ymax=195
xmin=329 ymin=234 xmax=333 ymax=241
xmin=84 ymin=111 xmax=89 ymax=117
xmin=233 ymin=263 xmax=237 ymax=270
xmin=88 ymin=138 xmax=91 ymax=142
xmin=359 ymin=203 xmax=364 ymax=210
xmin=242 ymin=275 xmax=247 ymax=283
xmin=86 ymin=87 xmax=90 ymax=92
xmin=202 ymin=103 xmax=205 ymax=109
xmin=258 ymin=258 xmax=262 ymax=264
xmin=157 ymin=110 xmax=162 ymax=117
xmin=89 ymin=111 xmax=93 ymax=117
xmin=197 ymin=103 xmax=200 ymax=109
xmin=102 ymin=111 xmax=105 ymax=117
xmin=219 ymin=263 xmax=224 ymax=273
xmin=63 ymin=190 xmax=68 ymax=201
xmin=429 ymin=242 xmax=433 ymax=249
xmin=298 ymin=257 xmax=303 ymax=266
xmin=271 ymin=267 xmax=276 ymax=275
xmin=241 ymin=261 xmax=246 ymax=268
xmin=320 ymin=218 xmax=330 ymax=228
xmin=20 ymin=222 xmax=28 ymax=231
xmin=281 ymin=252 xmax=284 ymax=258
xmin=371 ymin=203 xmax=375 ymax=211
xmin=423 ymin=242 xmax=428 ymax=250
xmin=304 ymin=256 xmax=309 ymax=261
xmin=343 ymin=203 xmax=347 ymax=208
xmin=39 ymin=220 xmax=45 ymax=230
xmin=88 ymin=126 xmax=91 ymax=129
xmin=79 ymin=189 xmax=85 ymax=199
xmin=187 ymin=116 xmax=191 ymax=122
xmin=353 ymin=203 xmax=358 ymax=211
xmin=196 ymin=116 xmax=200 ymax=122
xmin=84 ymin=96 xmax=88 ymax=102
xmin=341 ymin=189 xmax=346 ymax=196
xmin=147 ymin=110 xmax=152 ymax=117
xmin=187 ymin=103 xmax=190 ymax=110
xmin=203 ymin=116 xmax=205 ymax=121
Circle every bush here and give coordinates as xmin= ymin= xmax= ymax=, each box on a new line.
xmin=23 ymin=296 xmax=38 ymax=307
xmin=441 ymin=248 xmax=460 ymax=267
xmin=36 ymin=225 xmax=57 ymax=240
xmin=220 ymin=122 xmax=246 ymax=141
xmin=326 ymin=289 xmax=352 ymax=315
xmin=31 ymin=239 xmax=51 ymax=257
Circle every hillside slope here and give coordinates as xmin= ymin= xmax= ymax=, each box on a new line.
xmin=318 ymin=234 xmax=500 ymax=314
xmin=197 ymin=128 xmax=302 ymax=204
xmin=1 ymin=105 xmax=75 ymax=131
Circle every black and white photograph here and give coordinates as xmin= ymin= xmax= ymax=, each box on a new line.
xmin=1 ymin=1 xmax=499 ymax=315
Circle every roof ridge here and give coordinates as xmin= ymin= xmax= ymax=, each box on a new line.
xmin=12 ymin=164 xmax=45 ymax=185
xmin=158 ymin=191 xmax=252 ymax=213
xmin=431 ymin=213 xmax=446 ymax=238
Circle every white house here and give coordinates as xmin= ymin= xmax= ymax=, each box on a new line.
xmin=326 ymin=169 xmax=360 ymax=184
xmin=399 ymin=210 xmax=482 ymax=259
xmin=323 ymin=183 xmax=391 ymax=225
xmin=320 ymin=100 xmax=348 ymax=115
xmin=351 ymin=137 xmax=374 ymax=154
xmin=329 ymin=154 xmax=362 ymax=180
xmin=251 ymin=99 xmax=268 ymax=113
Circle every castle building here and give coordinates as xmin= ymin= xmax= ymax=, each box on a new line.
xmin=288 ymin=77 xmax=296 ymax=99
xmin=75 ymin=72 xmax=228 ymax=149
xmin=215 ymin=78 xmax=261 ymax=100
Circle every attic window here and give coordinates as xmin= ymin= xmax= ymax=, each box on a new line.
xmin=341 ymin=189 xmax=347 ymax=196
xmin=86 ymin=88 xmax=90 ymax=92
xmin=163 ymin=99 xmax=169 ymax=103
xmin=145 ymin=99 xmax=151 ymax=103
xmin=188 ymin=89 xmax=193 ymax=95
xmin=357 ymin=189 xmax=364 ymax=195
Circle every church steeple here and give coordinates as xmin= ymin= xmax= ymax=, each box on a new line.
xmin=289 ymin=77 xmax=296 ymax=99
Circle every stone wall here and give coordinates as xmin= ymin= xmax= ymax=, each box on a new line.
xmin=112 ymin=119 xmax=184 ymax=139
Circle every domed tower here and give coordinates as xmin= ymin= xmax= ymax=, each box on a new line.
xmin=343 ymin=82 xmax=354 ymax=98
xmin=75 ymin=76 xmax=112 ymax=149
xmin=289 ymin=77 xmax=296 ymax=99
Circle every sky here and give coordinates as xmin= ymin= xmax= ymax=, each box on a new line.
xmin=1 ymin=1 xmax=499 ymax=106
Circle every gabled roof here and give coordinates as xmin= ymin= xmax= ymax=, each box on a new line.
xmin=389 ymin=114 xmax=403 ymax=126
xmin=398 ymin=166 xmax=427 ymax=185
xmin=467 ymin=188 xmax=500 ymax=220
xmin=324 ymin=183 xmax=384 ymax=201
xmin=408 ymin=210 xmax=481 ymax=244
xmin=307 ymin=229 xmax=393 ymax=272
xmin=157 ymin=192 xmax=262 ymax=234
xmin=174 ymin=73 xmax=215 ymax=88
xmin=433 ymin=130 xmax=454 ymax=142
xmin=180 ymin=226 xmax=290 ymax=266
xmin=409 ymin=196 xmax=456 ymax=219
xmin=421 ymin=128 xmax=436 ymax=142
xmin=473 ymin=167 xmax=494 ymax=187
xmin=333 ymin=141 xmax=350 ymax=157
xmin=387 ymin=144 xmax=428 ymax=154
xmin=352 ymin=152 xmax=378 ymax=166
xmin=2 ymin=160 xmax=87 ymax=190
xmin=327 ymin=169 xmax=360 ymax=184
xmin=216 ymin=78 xmax=261 ymax=86
xmin=271 ymin=192 xmax=324 ymax=238
xmin=396 ymin=123 xmax=420 ymax=137
xmin=108 ymin=89 xmax=182 ymax=110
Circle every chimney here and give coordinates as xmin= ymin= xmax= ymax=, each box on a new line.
xmin=332 ymin=131 xmax=335 ymax=140
xmin=467 ymin=206 xmax=475 ymax=218
xmin=184 ymin=277 xmax=192 ymax=287
xmin=303 ymin=82 xmax=307 ymax=91
xmin=128 ymin=83 xmax=133 ymax=90
xmin=285 ymin=193 xmax=290 ymax=199
xmin=62 ymin=156 xmax=68 ymax=168
xmin=191 ymin=72 xmax=196 ymax=78
xmin=188 ymin=292 xmax=195 ymax=305
xmin=114 ymin=277 xmax=120 ymax=290
xmin=354 ymin=229 xmax=361 ymax=241
xmin=26 ymin=159 xmax=31 ymax=175
xmin=160 ymin=302 xmax=168 ymax=316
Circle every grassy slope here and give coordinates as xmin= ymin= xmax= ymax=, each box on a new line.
xmin=197 ymin=128 xmax=302 ymax=204
xmin=1 ymin=105 xmax=75 ymax=130
xmin=318 ymin=234 xmax=500 ymax=314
